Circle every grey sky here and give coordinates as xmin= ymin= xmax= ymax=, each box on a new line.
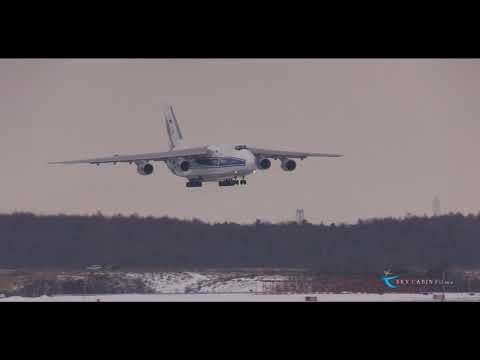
xmin=1 ymin=59 xmax=479 ymax=224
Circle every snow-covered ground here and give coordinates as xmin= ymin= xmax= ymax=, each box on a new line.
xmin=2 ymin=293 xmax=480 ymax=302
xmin=125 ymin=271 xmax=288 ymax=294
xmin=3 ymin=269 xmax=479 ymax=301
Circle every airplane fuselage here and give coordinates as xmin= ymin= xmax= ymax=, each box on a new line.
xmin=166 ymin=144 xmax=257 ymax=182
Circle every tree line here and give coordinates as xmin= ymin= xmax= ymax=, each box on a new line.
xmin=0 ymin=212 xmax=479 ymax=274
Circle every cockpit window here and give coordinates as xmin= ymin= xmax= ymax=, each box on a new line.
xmin=235 ymin=145 xmax=247 ymax=150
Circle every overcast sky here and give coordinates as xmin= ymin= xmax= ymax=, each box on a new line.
xmin=1 ymin=59 xmax=479 ymax=224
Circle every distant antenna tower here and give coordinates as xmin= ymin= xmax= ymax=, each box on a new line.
xmin=296 ymin=209 xmax=305 ymax=224
xmin=433 ymin=196 xmax=441 ymax=217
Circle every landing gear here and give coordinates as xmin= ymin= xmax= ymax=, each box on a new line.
xmin=186 ymin=180 xmax=202 ymax=188
xmin=218 ymin=179 xmax=237 ymax=187
xmin=218 ymin=178 xmax=247 ymax=186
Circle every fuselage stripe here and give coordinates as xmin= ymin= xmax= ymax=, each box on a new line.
xmin=190 ymin=157 xmax=246 ymax=169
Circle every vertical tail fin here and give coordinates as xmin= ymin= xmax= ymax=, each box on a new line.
xmin=165 ymin=105 xmax=183 ymax=150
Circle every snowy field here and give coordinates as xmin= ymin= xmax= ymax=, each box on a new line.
xmin=2 ymin=269 xmax=480 ymax=301
xmin=124 ymin=271 xmax=288 ymax=293
xmin=2 ymin=292 xmax=480 ymax=302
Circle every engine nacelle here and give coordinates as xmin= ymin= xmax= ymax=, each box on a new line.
xmin=280 ymin=158 xmax=296 ymax=171
xmin=175 ymin=159 xmax=191 ymax=172
xmin=137 ymin=162 xmax=154 ymax=176
xmin=256 ymin=157 xmax=271 ymax=170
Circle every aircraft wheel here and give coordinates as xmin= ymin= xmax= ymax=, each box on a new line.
xmin=219 ymin=179 xmax=236 ymax=186
xmin=187 ymin=180 xmax=202 ymax=188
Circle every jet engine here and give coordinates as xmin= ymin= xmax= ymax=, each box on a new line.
xmin=175 ymin=159 xmax=191 ymax=172
xmin=256 ymin=157 xmax=271 ymax=170
xmin=280 ymin=158 xmax=296 ymax=171
xmin=137 ymin=162 xmax=154 ymax=176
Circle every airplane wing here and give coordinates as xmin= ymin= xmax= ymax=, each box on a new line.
xmin=49 ymin=146 xmax=210 ymax=165
xmin=247 ymin=147 xmax=342 ymax=160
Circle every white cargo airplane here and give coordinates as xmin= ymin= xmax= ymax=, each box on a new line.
xmin=49 ymin=106 xmax=342 ymax=187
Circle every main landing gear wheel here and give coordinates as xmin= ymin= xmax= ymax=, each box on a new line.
xmin=186 ymin=180 xmax=202 ymax=188
xmin=218 ymin=178 xmax=247 ymax=186
xmin=218 ymin=179 xmax=237 ymax=187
